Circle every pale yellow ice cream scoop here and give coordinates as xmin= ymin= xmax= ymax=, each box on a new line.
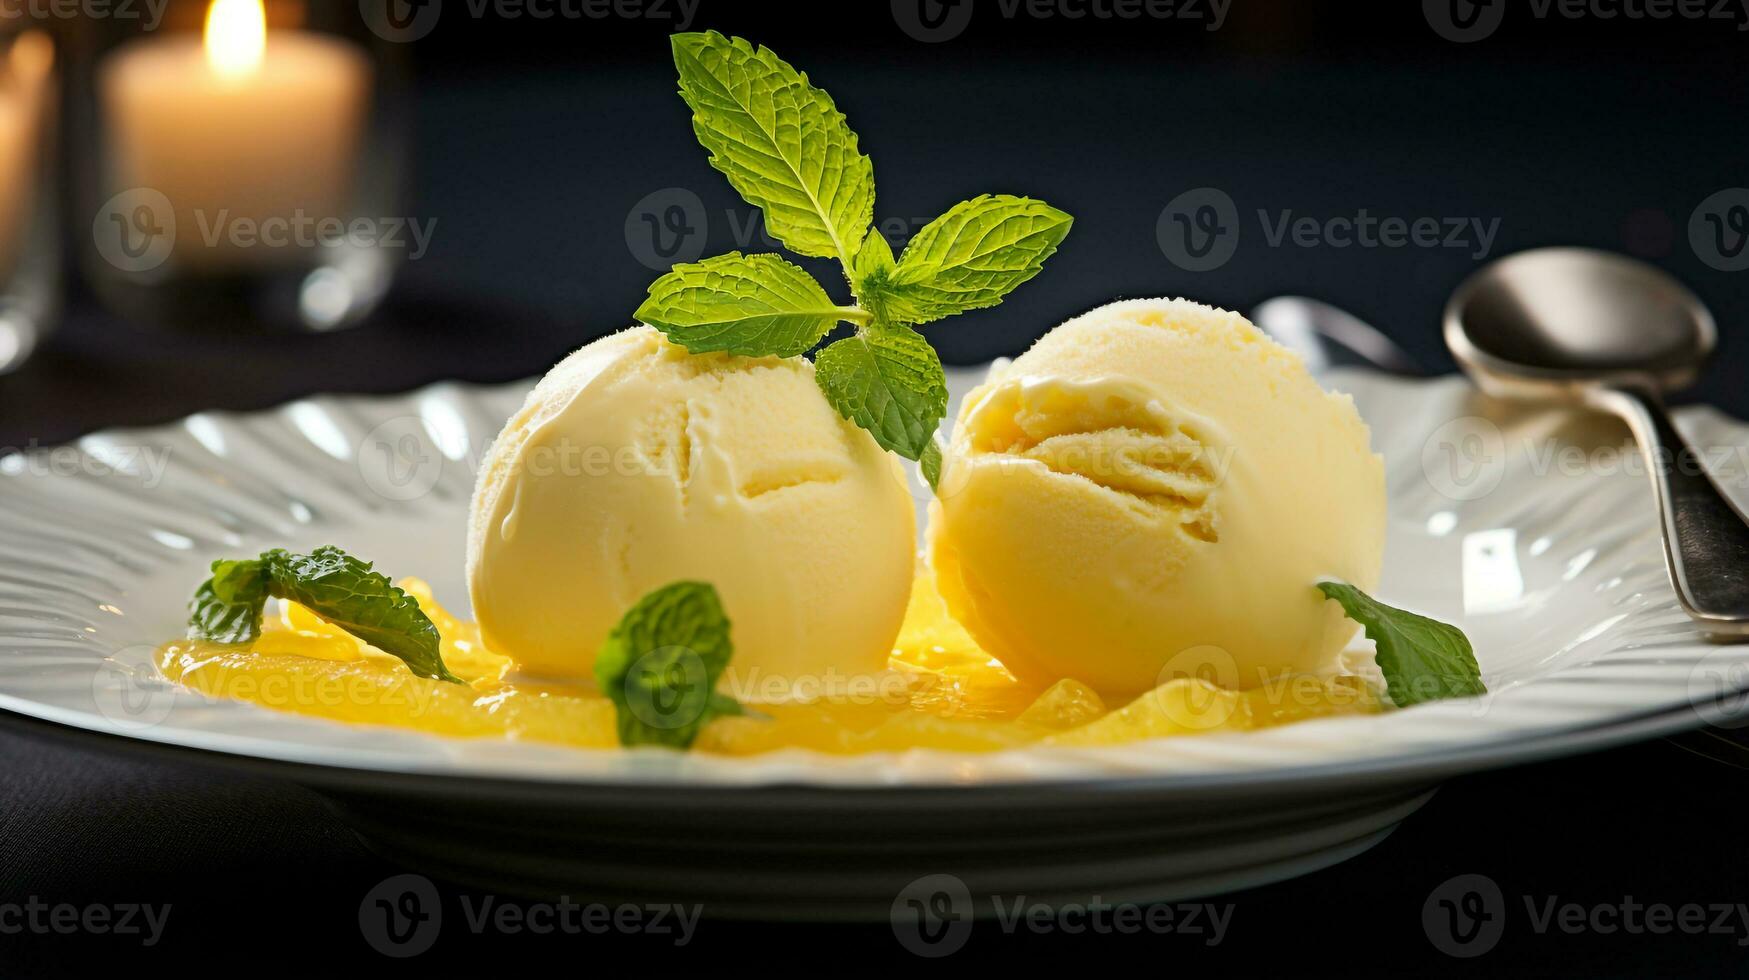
xmin=468 ymin=326 xmax=915 ymax=695
xmin=928 ymin=298 xmax=1385 ymax=698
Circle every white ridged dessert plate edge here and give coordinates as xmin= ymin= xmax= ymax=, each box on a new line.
xmin=0 ymin=366 xmax=1746 ymax=790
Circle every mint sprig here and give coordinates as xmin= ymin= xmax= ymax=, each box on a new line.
xmin=672 ymin=31 xmax=874 ymax=266
xmin=642 ymin=31 xmax=1072 ymax=467
xmin=593 ymin=581 xmax=746 ymax=749
xmin=858 ymin=194 xmax=1073 ymax=325
xmin=814 ymin=324 xmax=948 ymax=461
xmin=635 ymin=252 xmax=866 ymax=358
xmin=1318 ymin=581 xmax=1486 ymax=707
xmin=187 ymin=546 xmax=463 ymax=684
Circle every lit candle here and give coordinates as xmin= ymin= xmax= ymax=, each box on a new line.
xmin=99 ymin=0 xmax=371 ymax=270
xmin=0 ymin=91 xmax=26 ymax=283
xmin=0 ymin=32 xmax=51 ymax=282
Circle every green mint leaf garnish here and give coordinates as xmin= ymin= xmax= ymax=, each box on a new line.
xmin=189 ymin=574 xmax=268 ymax=646
xmin=851 ymin=229 xmax=896 ymax=288
xmin=266 ymin=547 xmax=461 ymax=684
xmin=593 ymin=581 xmax=743 ymax=749
xmin=186 ymin=546 xmax=463 ymax=684
xmin=920 ymin=439 xmax=944 ymax=492
xmin=637 ymin=252 xmax=863 ymax=357
xmin=814 ymin=323 xmax=948 ymax=461
xmin=862 ymin=195 xmax=1073 ymax=325
xmin=209 ymin=557 xmax=269 ymax=606
xmin=671 ymin=31 xmax=874 ymax=267
xmin=650 ymin=34 xmax=1071 ymax=482
xmin=1317 ymin=581 xmax=1485 ymax=707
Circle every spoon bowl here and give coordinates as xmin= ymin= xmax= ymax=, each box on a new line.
xmin=1446 ymin=247 xmax=1716 ymax=398
xmin=1447 ymin=248 xmax=1749 ymax=635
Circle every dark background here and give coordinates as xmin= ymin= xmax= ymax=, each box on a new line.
xmin=2 ymin=0 xmax=1749 ymax=973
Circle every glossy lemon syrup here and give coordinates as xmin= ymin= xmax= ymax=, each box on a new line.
xmin=156 ymin=572 xmax=1379 ymax=754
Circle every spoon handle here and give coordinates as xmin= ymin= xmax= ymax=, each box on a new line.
xmin=1592 ymin=387 xmax=1749 ymax=634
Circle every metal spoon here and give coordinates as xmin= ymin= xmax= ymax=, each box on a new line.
xmin=1251 ymin=296 xmax=1424 ymax=375
xmin=1446 ymin=247 xmax=1749 ymax=636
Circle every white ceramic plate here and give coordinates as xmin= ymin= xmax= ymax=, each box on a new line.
xmin=3 ymin=367 xmax=1746 ymax=914
xmin=3 ymin=366 xmax=1746 ymax=785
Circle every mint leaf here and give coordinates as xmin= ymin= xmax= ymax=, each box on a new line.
xmin=266 ymin=547 xmax=461 ymax=684
xmin=209 ymin=557 xmax=268 ymax=606
xmin=188 ymin=574 xmax=268 ymax=646
xmin=852 ymin=231 xmax=900 ymax=321
xmin=1317 ymin=581 xmax=1485 ymax=707
xmin=865 ymin=195 xmax=1072 ymax=324
xmin=185 ymin=546 xmax=463 ymax=684
xmin=672 ymin=31 xmax=874 ymax=266
xmin=637 ymin=252 xmax=856 ymax=357
xmin=851 ymin=229 xmax=896 ymax=284
xmin=593 ymin=581 xmax=740 ymax=749
xmin=920 ymin=439 xmax=943 ymax=492
xmin=813 ymin=323 xmax=948 ymax=461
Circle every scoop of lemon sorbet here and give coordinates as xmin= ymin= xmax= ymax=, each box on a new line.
xmin=468 ymin=326 xmax=915 ymax=697
xmin=927 ymin=298 xmax=1386 ymax=698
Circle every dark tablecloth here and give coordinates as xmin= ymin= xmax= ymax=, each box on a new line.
xmin=4 ymin=9 xmax=1749 ymax=970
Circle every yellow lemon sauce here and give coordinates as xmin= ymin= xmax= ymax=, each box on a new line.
xmin=156 ymin=571 xmax=1379 ymax=755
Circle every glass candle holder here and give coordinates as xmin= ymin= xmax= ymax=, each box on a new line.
xmin=0 ymin=27 xmax=60 ymax=374
xmin=73 ymin=0 xmax=408 ymax=332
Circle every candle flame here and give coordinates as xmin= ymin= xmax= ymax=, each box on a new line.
xmin=8 ymin=31 xmax=54 ymax=87
xmin=204 ymin=0 xmax=266 ymax=79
